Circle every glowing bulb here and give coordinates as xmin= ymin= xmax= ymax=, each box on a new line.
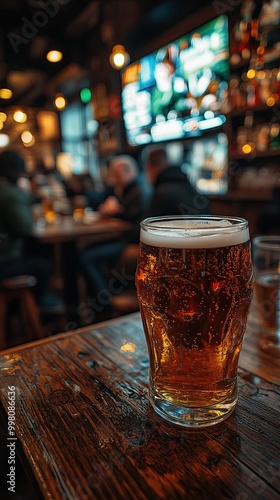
xmin=0 ymin=134 xmax=9 ymax=147
xmin=21 ymin=130 xmax=35 ymax=146
xmin=54 ymin=95 xmax=67 ymax=110
xmin=267 ymin=97 xmax=276 ymax=107
xmin=13 ymin=110 xmax=27 ymax=123
xmin=109 ymin=45 xmax=130 ymax=70
xmin=46 ymin=50 xmax=63 ymax=62
xmin=247 ymin=69 xmax=256 ymax=79
xmin=242 ymin=144 xmax=252 ymax=154
xmin=0 ymin=112 xmax=7 ymax=122
xmin=113 ymin=52 xmax=125 ymax=68
xmin=0 ymin=88 xmax=13 ymax=99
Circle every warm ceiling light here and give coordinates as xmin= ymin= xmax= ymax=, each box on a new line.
xmin=0 ymin=134 xmax=10 ymax=147
xmin=54 ymin=95 xmax=67 ymax=110
xmin=242 ymin=143 xmax=253 ymax=154
xmin=21 ymin=130 xmax=35 ymax=146
xmin=109 ymin=45 xmax=130 ymax=70
xmin=46 ymin=50 xmax=63 ymax=63
xmin=0 ymin=112 xmax=7 ymax=122
xmin=13 ymin=110 xmax=27 ymax=123
xmin=0 ymin=122 xmax=3 ymax=131
xmin=0 ymin=88 xmax=13 ymax=99
xmin=246 ymin=69 xmax=256 ymax=79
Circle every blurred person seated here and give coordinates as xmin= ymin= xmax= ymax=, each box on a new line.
xmin=94 ymin=147 xmax=211 ymax=319
xmin=0 ymin=150 xmax=60 ymax=309
xmin=97 ymin=155 xmax=150 ymax=221
xmin=257 ymin=183 xmax=280 ymax=234
xmin=124 ymin=145 xmax=212 ymax=254
xmin=107 ymin=146 xmax=212 ymax=317
xmin=143 ymin=145 xmax=211 ymax=217
xmin=78 ymin=155 xmax=151 ymax=322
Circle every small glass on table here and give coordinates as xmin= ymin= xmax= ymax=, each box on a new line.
xmin=136 ymin=216 xmax=253 ymax=428
xmin=253 ymin=235 xmax=280 ymax=351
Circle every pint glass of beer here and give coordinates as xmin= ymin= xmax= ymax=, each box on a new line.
xmin=136 ymin=216 xmax=253 ymax=427
xmin=253 ymin=235 xmax=280 ymax=350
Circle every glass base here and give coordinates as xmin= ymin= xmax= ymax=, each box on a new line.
xmin=150 ymin=388 xmax=237 ymax=428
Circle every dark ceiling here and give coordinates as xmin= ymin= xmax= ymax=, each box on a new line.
xmin=0 ymin=0 xmax=214 ymax=108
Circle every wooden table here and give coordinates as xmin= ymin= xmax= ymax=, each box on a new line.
xmin=31 ymin=215 xmax=132 ymax=318
xmin=32 ymin=215 xmax=131 ymax=244
xmin=0 ymin=313 xmax=279 ymax=499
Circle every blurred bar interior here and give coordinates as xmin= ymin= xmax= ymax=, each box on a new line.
xmin=1 ymin=0 xmax=279 ymax=222
xmin=0 ymin=0 xmax=280 ymax=348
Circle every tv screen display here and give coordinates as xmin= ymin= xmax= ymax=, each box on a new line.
xmin=183 ymin=133 xmax=228 ymax=195
xmin=121 ymin=15 xmax=229 ymax=146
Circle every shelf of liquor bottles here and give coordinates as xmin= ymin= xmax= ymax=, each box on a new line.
xmin=226 ymin=102 xmax=280 ymax=118
xmin=225 ymin=0 xmax=280 ymax=180
xmin=230 ymin=148 xmax=280 ymax=160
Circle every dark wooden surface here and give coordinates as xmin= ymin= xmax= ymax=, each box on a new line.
xmin=0 ymin=313 xmax=279 ymax=500
xmin=32 ymin=215 xmax=131 ymax=244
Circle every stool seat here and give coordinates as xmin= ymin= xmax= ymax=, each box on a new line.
xmin=111 ymin=245 xmax=139 ymax=318
xmin=0 ymin=275 xmax=44 ymax=351
xmin=0 ymin=275 xmax=37 ymax=290
xmin=111 ymin=290 xmax=139 ymax=316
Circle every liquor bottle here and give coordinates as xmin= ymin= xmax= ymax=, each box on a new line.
xmin=270 ymin=123 xmax=280 ymax=150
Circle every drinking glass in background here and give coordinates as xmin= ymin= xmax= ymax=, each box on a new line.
xmin=73 ymin=195 xmax=87 ymax=221
xmin=42 ymin=195 xmax=56 ymax=224
xmin=253 ymin=236 xmax=280 ymax=350
xmin=136 ymin=216 xmax=253 ymax=428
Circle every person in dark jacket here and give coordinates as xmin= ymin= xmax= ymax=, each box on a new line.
xmin=144 ymin=146 xmax=211 ymax=217
xmin=126 ymin=145 xmax=211 ymax=246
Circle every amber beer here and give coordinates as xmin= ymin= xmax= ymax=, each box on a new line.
xmin=255 ymin=272 xmax=280 ymax=333
xmin=136 ymin=216 xmax=253 ymax=427
xmin=253 ymin=236 xmax=280 ymax=348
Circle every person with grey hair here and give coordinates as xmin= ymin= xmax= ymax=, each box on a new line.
xmin=78 ymin=154 xmax=150 ymax=322
xmin=97 ymin=155 xmax=143 ymax=220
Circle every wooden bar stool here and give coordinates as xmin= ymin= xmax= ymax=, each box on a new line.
xmin=0 ymin=275 xmax=44 ymax=350
xmin=111 ymin=290 xmax=139 ymax=317
xmin=111 ymin=244 xmax=139 ymax=318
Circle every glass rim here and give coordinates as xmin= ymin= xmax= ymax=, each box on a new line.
xmin=140 ymin=215 xmax=248 ymax=233
xmin=253 ymin=235 xmax=280 ymax=250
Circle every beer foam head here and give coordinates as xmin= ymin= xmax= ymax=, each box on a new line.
xmin=140 ymin=217 xmax=250 ymax=249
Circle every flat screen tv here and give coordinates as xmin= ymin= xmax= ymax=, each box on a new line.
xmin=121 ymin=15 xmax=229 ymax=146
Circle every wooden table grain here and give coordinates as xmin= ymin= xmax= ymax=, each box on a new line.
xmin=32 ymin=215 xmax=131 ymax=244
xmin=0 ymin=313 xmax=279 ymax=499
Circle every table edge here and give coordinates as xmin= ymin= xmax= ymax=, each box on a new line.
xmin=0 ymin=312 xmax=141 ymax=356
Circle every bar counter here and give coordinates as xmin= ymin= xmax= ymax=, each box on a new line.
xmin=0 ymin=312 xmax=279 ymax=499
